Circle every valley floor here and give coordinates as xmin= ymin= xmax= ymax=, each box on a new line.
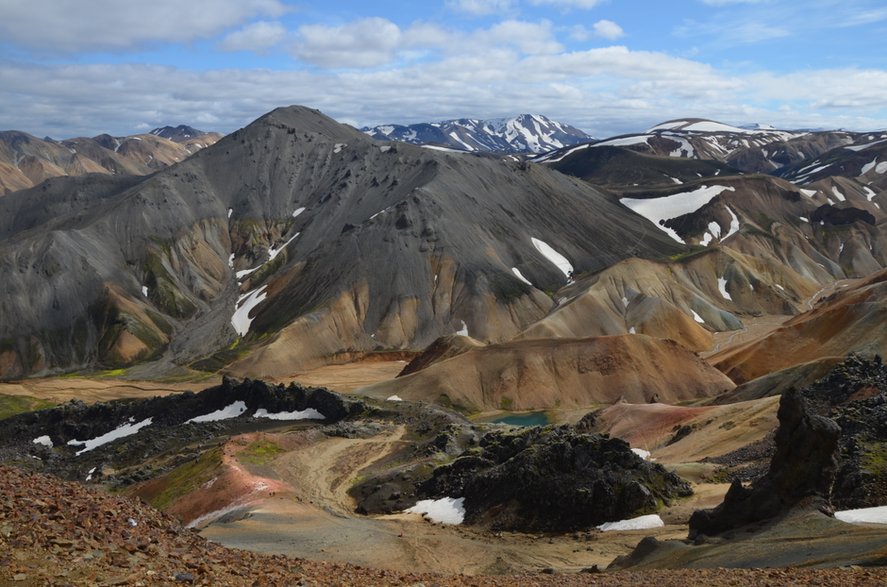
xmin=4 ymin=464 xmax=887 ymax=586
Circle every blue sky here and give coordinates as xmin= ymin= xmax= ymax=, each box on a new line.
xmin=1 ymin=0 xmax=886 ymax=138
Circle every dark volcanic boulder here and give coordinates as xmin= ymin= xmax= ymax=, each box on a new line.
xmin=418 ymin=425 xmax=691 ymax=532
xmin=689 ymin=389 xmax=839 ymax=538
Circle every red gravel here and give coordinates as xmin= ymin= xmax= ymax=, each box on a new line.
xmin=2 ymin=465 xmax=885 ymax=586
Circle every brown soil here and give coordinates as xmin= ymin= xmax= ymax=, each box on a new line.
xmin=5 ymin=465 xmax=887 ymax=586
xmin=593 ymin=397 xmax=780 ymax=464
xmin=361 ymin=335 xmax=734 ymax=411
xmin=712 ymin=273 xmax=887 ymax=384
xmin=0 ymin=375 xmax=219 ymax=405
xmin=271 ymin=360 xmax=409 ymax=392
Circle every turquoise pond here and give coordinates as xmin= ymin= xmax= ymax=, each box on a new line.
xmin=491 ymin=412 xmax=549 ymax=427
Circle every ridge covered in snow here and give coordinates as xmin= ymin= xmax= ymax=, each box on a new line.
xmin=362 ymin=114 xmax=593 ymax=154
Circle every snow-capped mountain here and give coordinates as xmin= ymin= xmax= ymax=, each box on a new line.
xmin=149 ymin=125 xmax=216 ymax=143
xmin=361 ymin=114 xmax=593 ymax=154
xmin=536 ymin=118 xmax=859 ymax=174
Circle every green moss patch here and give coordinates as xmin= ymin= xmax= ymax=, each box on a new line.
xmin=146 ymin=447 xmax=223 ymax=511
xmin=237 ymin=439 xmax=285 ymax=466
xmin=0 ymin=394 xmax=57 ymax=420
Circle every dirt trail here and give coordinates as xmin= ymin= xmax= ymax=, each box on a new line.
xmin=273 ymin=425 xmax=408 ymax=515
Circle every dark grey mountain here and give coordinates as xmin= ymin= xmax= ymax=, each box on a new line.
xmin=0 ymin=106 xmax=680 ymax=379
xmin=149 ymin=125 xmax=215 ymax=142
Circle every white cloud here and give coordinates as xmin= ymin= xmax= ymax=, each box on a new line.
xmin=220 ymin=21 xmax=287 ymax=52
xmin=446 ymin=0 xmax=515 ymax=15
xmin=528 ymin=0 xmax=604 ymax=9
xmin=294 ymin=18 xmax=402 ymax=68
xmin=487 ymin=20 xmax=563 ymax=54
xmin=592 ymin=20 xmax=624 ymax=40
xmin=4 ymin=47 xmax=886 ymax=141
xmin=0 ymin=0 xmax=287 ymax=52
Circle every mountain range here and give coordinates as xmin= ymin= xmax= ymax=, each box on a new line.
xmin=361 ymin=113 xmax=593 ymax=154
xmin=2 ymin=105 xmax=887 ymax=579
xmin=0 ymin=126 xmax=221 ymax=195
xmin=0 ymin=107 xmax=884 ymax=388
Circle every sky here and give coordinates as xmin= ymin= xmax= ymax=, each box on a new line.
xmin=1 ymin=0 xmax=886 ymax=139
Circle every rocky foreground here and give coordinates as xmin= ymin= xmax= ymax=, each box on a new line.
xmin=1 ymin=465 xmax=886 ymax=586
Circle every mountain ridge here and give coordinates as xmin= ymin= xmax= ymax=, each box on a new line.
xmin=362 ymin=113 xmax=593 ymax=154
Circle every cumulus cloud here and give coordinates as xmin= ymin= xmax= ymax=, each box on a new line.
xmin=294 ymin=18 xmax=402 ymax=68
xmin=4 ymin=47 xmax=886 ymax=140
xmin=487 ymin=20 xmax=563 ymax=54
xmin=592 ymin=20 xmax=625 ymax=40
xmin=446 ymin=0 xmax=515 ymax=15
xmin=0 ymin=0 xmax=287 ymax=52
xmin=528 ymin=0 xmax=604 ymax=9
xmin=220 ymin=21 xmax=287 ymax=52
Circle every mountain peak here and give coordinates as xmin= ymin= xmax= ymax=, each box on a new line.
xmin=149 ymin=124 xmax=209 ymax=141
xmin=362 ymin=114 xmax=593 ymax=154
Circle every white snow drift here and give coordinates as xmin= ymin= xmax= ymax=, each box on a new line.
xmin=405 ymin=497 xmax=466 ymax=525
xmin=67 ymin=417 xmax=154 ymax=456
xmin=620 ymin=185 xmax=736 ymax=244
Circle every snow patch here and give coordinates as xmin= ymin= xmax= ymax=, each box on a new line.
xmin=268 ymin=232 xmax=300 ymax=263
xmin=619 ymin=185 xmax=736 ymax=244
xmin=846 ymin=139 xmax=887 ymax=152
xmin=228 ymin=208 xmax=233 ymax=219
xmin=723 ymin=206 xmax=740 ymax=240
xmin=187 ymin=401 xmax=247 ymax=424
xmin=691 ymin=310 xmax=705 ymax=324
xmin=861 ymin=159 xmax=878 ymax=175
xmin=333 ymin=143 xmax=346 ymax=154
xmin=511 ymin=267 xmax=533 ymax=286
xmin=231 ymin=285 xmax=268 ymax=336
xmin=32 ymin=435 xmax=53 ymax=448
xmin=877 ymin=162 xmax=887 ymax=174
xmin=253 ymin=407 xmax=324 ymax=421
xmin=597 ymin=514 xmax=664 ymax=532
xmin=405 ymin=497 xmax=465 ymax=525
xmin=718 ymin=277 xmax=732 ymax=301
xmin=456 ymin=321 xmax=469 ymax=336
xmin=631 ymin=448 xmax=650 ymax=460
xmin=799 ymin=189 xmax=817 ymax=198
xmin=593 ymin=135 xmax=652 ymax=148
xmin=531 ymin=238 xmax=573 ymax=279
xmin=799 ymin=217 xmax=809 ymax=223
xmin=836 ymin=505 xmax=887 ymax=525
xmin=292 ymin=207 xmax=306 ymax=218
xmin=141 ymin=286 xmax=149 ymax=297
xmin=386 ymin=395 xmax=404 ymax=402
xmin=67 ymin=418 xmax=153 ymax=455
xmin=831 ymin=187 xmax=846 ymax=202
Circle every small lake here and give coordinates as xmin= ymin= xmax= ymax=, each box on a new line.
xmin=491 ymin=412 xmax=549 ymax=427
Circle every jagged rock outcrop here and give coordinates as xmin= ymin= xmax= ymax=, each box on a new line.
xmin=0 ymin=378 xmax=363 ymax=482
xmin=800 ymin=354 xmax=887 ymax=509
xmin=418 ymin=425 xmax=692 ymax=532
xmin=688 ymin=389 xmax=839 ymax=538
